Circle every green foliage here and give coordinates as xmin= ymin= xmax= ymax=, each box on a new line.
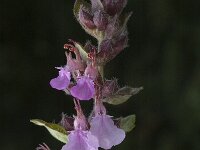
xmin=119 ymin=114 xmax=136 ymax=132
xmin=30 ymin=119 xmax=68 ymax=143
xmin=103 ymin=86 xmax=143 ymax=105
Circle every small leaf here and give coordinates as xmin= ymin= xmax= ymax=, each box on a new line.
xmin=103 ymin=86 xmax=143 ymax=105
xmin=30 ymin=119 xmax=68 ymax=143
xmin=74 ymin=42 xmax=88 ymax=62
xmin=73 ymin=0 xmax=90 ymax=19
xmin=120 ymin=114 xmax=136 ymax=132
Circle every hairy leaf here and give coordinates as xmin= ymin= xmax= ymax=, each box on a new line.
xmin=103 ymin=86 xmax=143 ymax=105
xmin=30 ymin=119 xmax=68 ymax=143
xmin=120 ymin=114 xmax=136 ymax=132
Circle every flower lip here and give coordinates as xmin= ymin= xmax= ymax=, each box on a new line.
xmin=50 ymin=67 xmax=71 ymax=90
xmin=89 ymin=114 xmax=125 ymax=149
xmin=70 ymin=76 xmax=95 ymax=100
xmin=61 ymin=129 xmax=99 ymax=150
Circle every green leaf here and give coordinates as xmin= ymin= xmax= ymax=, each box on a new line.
xmin=30 ymin=119 xmax=68 ymax=143
xmin=74 ymin=42 xmax=88 ymax=62
xmin=103 ymin=86 xmax=143 ymax=105
xmin=120 ymin=114 xmax=136 ymax=132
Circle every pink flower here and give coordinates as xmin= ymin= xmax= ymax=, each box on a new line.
xmin=70 ymin=76 xmax=95 ymax=100
xmin=61 ymin=130 xmax=98 ymax=150
xmin=50 ymin=67 xmax=71 ymax=90
xmin=90 ymin=114 xmax=125 ymax=149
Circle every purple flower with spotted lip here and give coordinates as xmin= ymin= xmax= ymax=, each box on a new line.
xmin=90 ymin=114 xmax=125 ymax=149
xmin=61 ymin=129 xmax=98 ymax=150
xmin=50 ymin=67 xmax=71 ymax=90
xmin=70 ymin=76 xmax=95 ymax=100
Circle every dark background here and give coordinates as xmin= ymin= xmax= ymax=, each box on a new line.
xmin=1 ymin=0 xmax=200 ymax=150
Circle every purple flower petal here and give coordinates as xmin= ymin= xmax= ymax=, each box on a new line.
xmin=61 ymin=130 xmax=98 ymax=150
xmin=50 ymin=68 xmax=71 ymax=90
xmin=90 ymin=114 xmax=125 ymax=149
xmin=70 ymin=76 xmax=95 ymax=100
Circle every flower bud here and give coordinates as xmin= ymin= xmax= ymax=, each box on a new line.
xmin=84 ymin=63 xmax=99 ymax=80
xmin=60 ymin=113 xmax=74 ymax=131
xmin=102 ymin=79 xmax=119 ymax=98
xmin=90 ymin=0 xmax=104 ymax=12
xmin=112 ymin=34 xmax=128 ymax=54
xmin=79 ymin=8 xmax=96 ymax=29
xmin=102 ymin=0 xmax=127 ymax=16
xmin=105 ymin=15 xmax=119 ymax=38
xmin=93 ymin=10 xmax=108 ymax=31
xmin=99 ymin=39 xmax=112 ymax=54
xmin=96 ymin=39 xmax=113 ymax=64
xmin=84 ymin=41 xmax=93 ymax=52
xmin=96 ymin=35 xmax=128 ymax=64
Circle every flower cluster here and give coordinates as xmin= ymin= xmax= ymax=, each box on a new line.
xmin=50 ymin=42 xmax=96 ymax=100
xmin=49 ymin=40 xmax=125 ymax=150
xmin=33 ymin=0 xmax=142 ymax=150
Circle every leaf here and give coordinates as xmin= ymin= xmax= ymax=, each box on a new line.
xmin=74 ymin=42 xmax=88 ymax=62
xmin=73 ymin=0 xmax=90 ymax=19
xmin=30 ymin=119 xmax=68 ymax=143
xmin=103 ymin=86 xmax=143 ymax=105
xmin=120 ymin=114 xmax=136 ymax=132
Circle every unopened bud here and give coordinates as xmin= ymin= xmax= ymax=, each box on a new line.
xmin=105 ymin=15 xmax=119 ymax=38
xmin=112 ymin=35 xmax=128 ymax=54
xmin=93 ymin=10 xmax=108 ymax=31
xmin=79 ymin=8 xmax=96 ymax=29
xmin=84 ymin=41 xmax=95 ymax=52
xmin=102 ymin=79 xmax=119 ymax=98
xmin=84 ymin=63 xmax=99 ymax=80
xmin=96 ymin=39 xmax=113 ymax=64
xmin=99 ymin=39 xmax=112 ymax=54
xmin=96 ymin=35 xmax=128 ymax=64
xmin=90 ymin=0 xmax=104 ymax=12
xmin=102 ymin=0 xmax=127 ymax=16
xmin=60 ymin=113 xmax=74 ymax=131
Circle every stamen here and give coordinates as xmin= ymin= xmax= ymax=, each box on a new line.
xmin=64 ymin=43 xmax=77 ymax=52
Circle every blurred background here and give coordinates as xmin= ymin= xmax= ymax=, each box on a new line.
xmin=1 ymin=0 xmax=200 ymax=149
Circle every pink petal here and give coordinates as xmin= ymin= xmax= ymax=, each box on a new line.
xmin=61 ymin=130 xmax=98 ymax=150
xmin=90 ymin=114 xmax=125 ymax=149
xmin=50 ymin=68 xmax=71 ymax=90
xmin=70 ymin=76 xmax=95 ymax=100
